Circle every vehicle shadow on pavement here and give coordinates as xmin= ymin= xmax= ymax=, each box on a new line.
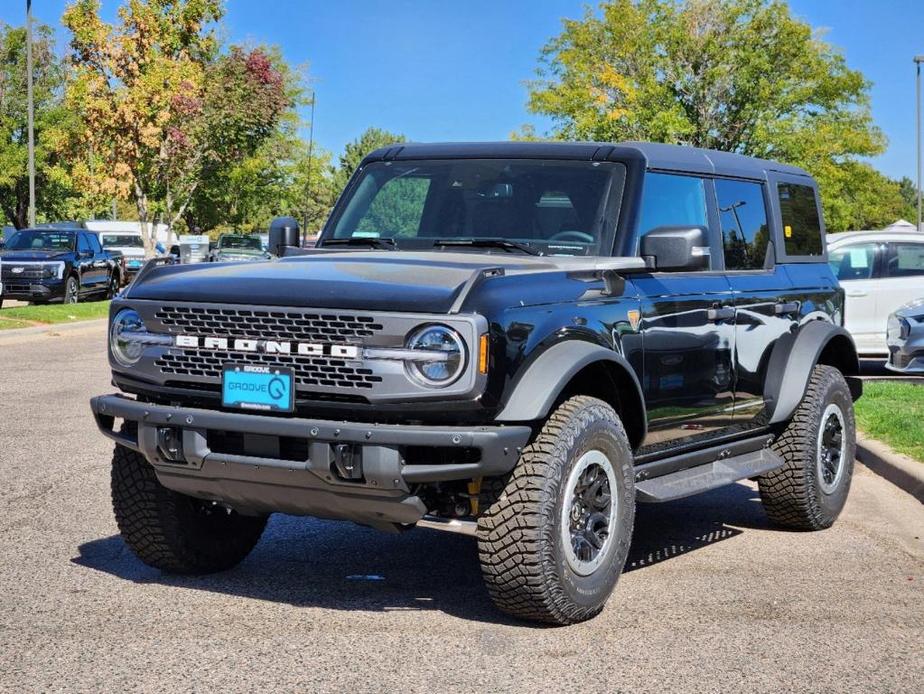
xmin=73 ymin=482 xmax=769 ymax=625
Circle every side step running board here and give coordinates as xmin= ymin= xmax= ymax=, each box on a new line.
xmin=635 ymin=448 xmax=784 ymax=503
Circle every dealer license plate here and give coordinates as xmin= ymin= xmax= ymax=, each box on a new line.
xmin=222 ymin=364 xmax=294 ymax=412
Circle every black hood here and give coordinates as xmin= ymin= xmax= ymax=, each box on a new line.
xmin=127 ymin=251 xmax=559 ymax=313
xmin=0 ymin=249 xmax=72 ymax=261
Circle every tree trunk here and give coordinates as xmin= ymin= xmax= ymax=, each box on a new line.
xmin=133 ymin=180 xmax=154 ymax=257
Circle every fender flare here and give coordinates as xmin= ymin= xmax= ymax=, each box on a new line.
xmin=495 ymin=341 xmax=647 ymax=433
xmin=765 ymin=320 xmax=859 ymax=425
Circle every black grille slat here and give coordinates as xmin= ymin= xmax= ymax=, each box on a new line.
xmin=155 ymin=350 xmax=384 ymax=390
xmin=154 ymin=305 xmax=384 ymax=342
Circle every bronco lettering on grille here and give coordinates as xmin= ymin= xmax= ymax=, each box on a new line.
xmin=174 ymin=335 xmax=360 ymax=359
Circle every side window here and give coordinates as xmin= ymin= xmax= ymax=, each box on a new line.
xmin=354 ymin=177 xmax=431 ymax=238
xmin=828 ymin=243 xmax=878 ymax=281
xmin=716 ymin=179 xmax=770 ymax=270
xmin=778 ymin=183 xmax=823 ymax=257
xmin=637 ymin=172 xmax=708 ymax=251
xmin=87 ymin=233 xmax=103 ymax=254
xmin=77 ymin=233 xmax=92 ymax=254
xmin=886 ymin=242 xmax=924 ymax=278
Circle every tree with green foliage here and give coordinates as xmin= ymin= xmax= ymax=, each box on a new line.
xmin=62 ymin=0 xmax=290 ymax=251
xmin=0 ymin=22 xmax=78 ymax=228
xmin=523 ymin=0 xmax=899 ymax=231
xmin=183 ymin=50 xmax=335 ymax=234
xmin=897 ymin=177 xmax=921 ymax=224
xmin=332 ymin=127 xmax=406 ymax=194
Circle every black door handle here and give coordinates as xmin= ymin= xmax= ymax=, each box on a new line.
xmin=774 ymin=301 xmax=800 ymax=315
xmin=707 ymin=306 xmax=735 ymax=322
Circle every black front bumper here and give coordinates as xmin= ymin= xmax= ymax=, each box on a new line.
xmin=0 ymin=279 xmax=64 ymax=302
xmin=90 ymin=394 xmax=531 ymax=527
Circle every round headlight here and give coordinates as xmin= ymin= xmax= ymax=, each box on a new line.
xmin=110 ymin=308 xmax=146 ymax=366
xmin=405 ymin=325 xmax=466 ymax=387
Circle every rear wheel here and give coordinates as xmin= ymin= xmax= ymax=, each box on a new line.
xmin=477 ymin=396 xmax=635 ymax=625
xmin=111 ymin=441 xmax=267 ymax=573
xmin=759 ymin=365 xmax=855 ymax=530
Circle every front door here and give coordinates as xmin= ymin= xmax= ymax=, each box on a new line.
xmin=633 ymin=172 xmax=736 ymax=453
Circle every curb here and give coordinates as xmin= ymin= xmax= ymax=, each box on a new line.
xmin=0 ymin=318 xmax=107 ymax=341
xmin=856 ymin=433 xmax=924 ymax=503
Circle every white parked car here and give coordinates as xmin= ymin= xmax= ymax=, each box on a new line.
xmin=827 ymin=230 xmax=924 ymax=355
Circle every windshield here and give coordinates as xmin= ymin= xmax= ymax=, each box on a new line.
xmin=5 ymin=230 xmax=75 ymax=251
xmin=326 ymin=159 xmax=623 ymax=256
xmin=220 ymin=235 xmax=262 ymax=250
xmin=100 ymin=234 xmax=144 ymax=248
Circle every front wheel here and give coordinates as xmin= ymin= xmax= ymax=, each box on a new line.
xmin=477 ymin=395 xmax=635 ymax=625
xmin=758 ymin=365 xmax=856 ymax=530
xmin=64 ymin=275 xmax=79 ymax=304
xmin=111 ymin=441 xmax=268 ymax=573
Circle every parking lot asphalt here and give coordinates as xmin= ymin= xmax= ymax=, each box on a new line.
xmin=0 ymin=328 xmax=922 ymax=693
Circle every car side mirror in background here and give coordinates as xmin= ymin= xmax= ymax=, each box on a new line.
xmin=640 ymin=226 xmax=710 ymax=272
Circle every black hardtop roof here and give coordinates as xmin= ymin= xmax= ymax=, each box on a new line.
xmin=361 ymin=140 xmax=810 ymax=180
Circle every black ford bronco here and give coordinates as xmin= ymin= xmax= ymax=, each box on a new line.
xmin=90 ymin=142 xmax=861 ymax=625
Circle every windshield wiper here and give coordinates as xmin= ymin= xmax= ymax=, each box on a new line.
xmin=322 ymin=237 xmax=398 ymax=250
xmin=432 ymin=239 xmax=540 ymax=256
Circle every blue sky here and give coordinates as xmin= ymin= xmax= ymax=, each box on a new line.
xmin=7 ymin=0 xmax=924 ymax=180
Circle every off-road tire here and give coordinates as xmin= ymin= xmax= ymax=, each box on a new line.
xmin=759 ymin=364 xmax=855 ymax=530
xmin=477 ymin=396 xmax=635 ymax=625
xmin=111 ymin=442 xmax=268 ymax=574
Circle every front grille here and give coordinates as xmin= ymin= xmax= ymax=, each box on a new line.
xmin=153 ymin=305 xmax=385 ymax=342
xmin=155 ymin=350 xmax=384 ymax=390
xmin=1 ymin=266 xmax=44 ymax=280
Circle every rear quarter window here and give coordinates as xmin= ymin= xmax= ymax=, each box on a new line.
xmin=778 ymin=183 xmax=824 ymax=257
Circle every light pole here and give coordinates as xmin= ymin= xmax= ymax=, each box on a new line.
xmin=303 ymin=90 xmax=316 ymax=245
xmin=26 ymin=0 xmax=36 ymax=228
xmin=916 ymin=55 xmax=924 ymax=232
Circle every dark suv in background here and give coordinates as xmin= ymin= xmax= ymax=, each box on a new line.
xmin=0 ymin=228 xmax=121 ymax=307
xmin=90 ymin=141 xmax=860 ymax=625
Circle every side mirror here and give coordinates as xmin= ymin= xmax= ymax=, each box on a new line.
xmin=640 ymin=226 xmax=711 ymax=272
xmin=268 ymin=216 xmax=300 ymax=257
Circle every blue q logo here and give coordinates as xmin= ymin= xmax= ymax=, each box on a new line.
xmin=267 ymin=376 xmax=287 ymax=400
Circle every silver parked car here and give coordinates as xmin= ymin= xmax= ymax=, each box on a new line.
xmin=886 ymin=299 xmax=924 ymax=374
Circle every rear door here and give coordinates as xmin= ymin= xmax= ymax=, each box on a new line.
xmin=827 ymin=241 xmax=884 ymax=353
xmin=716 ymin=176 xmax=796 ymax=428
xmin=632 ymin=172 xmax=736 ymax=452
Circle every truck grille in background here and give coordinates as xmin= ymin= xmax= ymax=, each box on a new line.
xmin=1 ymin=265 xmax=44 ymax=279
xmin=153 ymin=305 xmax=384 ymax=342
xmin=155 ymin=351 xmax=383 ymax=390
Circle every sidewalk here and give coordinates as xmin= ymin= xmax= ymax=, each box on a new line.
xmin=0 ymin=317 xmax=107 ymax=344
xmin=856 ymin=432 xmax=924 ymax=503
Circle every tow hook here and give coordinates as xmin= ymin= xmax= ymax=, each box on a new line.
xmin=332 ymin=443 xmax=363 ymax=481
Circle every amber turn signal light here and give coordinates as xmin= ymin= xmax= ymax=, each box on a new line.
xmin=478 ymin=333 xmax=489 ymax=374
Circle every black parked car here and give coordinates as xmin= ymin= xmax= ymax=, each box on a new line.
xmin=0 ymin=228 xmax=121 ymax=307
xmin=90 ymin=141 xmax=861 ymax=625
